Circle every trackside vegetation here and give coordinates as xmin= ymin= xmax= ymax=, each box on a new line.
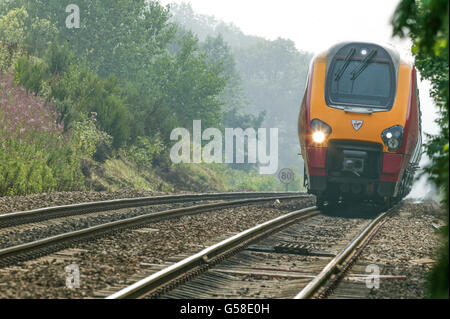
xmin=392 ymin=0 xmax=449 ymax=299
xmin=0 ymin=1 xmax=307 ymax=195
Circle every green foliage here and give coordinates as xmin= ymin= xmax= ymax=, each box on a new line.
xmin=199 ymin=33 xmax=268 ymax=172
xmin=11 ymin=42 xmax=72 ymax=101
xmin=0 ymin=7 xmax=26 ymax=72
xmin=392 ymin=0 xmax=449 ymax=299
xmin=121 ymin=31 xmax=227 ymax=148
xmin=0 ymin=40 xmax=21 ymax=72
xmin=161 ymin=162 xmax=306 ymax=193
xmin=222 ymin=107 xmax=265 ymax=132
xmin=200 ymin=34 xmax=247 ymax=112
xmin=169 ymin=3 xmax=264 ymax=49
xmin=234 ymin=39 xmax=312 ymax=169
xmin=14 ymin=55 xmax=49 ymax=93
xmin=177 ymin=35 xmax=226 ymax=128
xmin=206 ymin=164 xmax=305 ymax=192
xmin=126 ymin=135 xmax=166 ymax=169
xmin=0 ymin=6 xmax=57 ymax=56
xmin=101 ymin=157 xmax=159 ymax=191
xmin=165 ymin=163 xmax=223 ymax=192
xmin=427 ymin=223 xmax=449 ymax=298
xmin=171 ymin=4 xmax=313 ymax=171
xmin=49 ymin=62 xmax=131 ymax=148
xmin=0 ymin=2 xmax=296 ymax=198
xmin=0 ymin=7 xmax=28 ymax=46
xmin=72 ymin=114 xmax=113 ymax=158
xmin=2 ymin=3 xmax=227 ymax=150
xmin=26 ymin=16 xmax=58 ymax=56
xmin=2 ymin=3 xmax=230 ymax=152
xmin=121 ymin=79 xmax=176 ymax=143
xmin=7 ymin=0 xmax=175 ymax=80
xmin=150 ymin=33 xmax=226 ymax=130
xmin=0 ymin=74 xmax=84 ymax=196
xmin=45 ymin=41 xmax=72 ymax=75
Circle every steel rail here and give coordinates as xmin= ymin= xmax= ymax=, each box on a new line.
xmin=0 ymin=192 xmax=306 ymax=228
xmin=0 ymin=195 xmax=306 ymax=266
xmin=106 ymin=206 xmax=320 ymax=299
xmin=293 ymin=211 xmax=388 ymax=299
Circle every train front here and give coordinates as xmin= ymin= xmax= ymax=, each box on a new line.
xmin=298 ymin=42 xmax=421 ymax=206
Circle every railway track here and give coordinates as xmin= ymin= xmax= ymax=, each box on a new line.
xmin=0 ymin=192 xmax=302 ymax=228
xmin=294 ymin=209 xmax=390 ymax=299
xmin=107 ymin=203 xmax=393 ymax=299
xmin=0 ymin=193 xmax=307 ymax=267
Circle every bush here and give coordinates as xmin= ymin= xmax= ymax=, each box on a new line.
xmin=0 ymin=41 xmax=22 ymax=73
xmin=72 ymin=113 xmax=113 ymax=159
xmin=0 ymin=74 xmax=84 ymax=195
xmin=14 ymin=55 xmax=49 ymax=94
xmin=12 ymin=45 xmax=131 ymax=150
xmin=207 ymin=164 xmax=304 ymax=191
xmin=392 ymin=0 xmax=449 ymax=298
xmin=0 ymin=7 xmax=29 ymax=47
xmin=126 ymin=134 xmax=165 ymax=169
xmin=49 ymin=63 xmax=131 ymax=148
xmin=0 ymin=7 xmax=57 ymax=58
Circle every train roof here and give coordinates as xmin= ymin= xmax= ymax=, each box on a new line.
xmin=312 ymin=41 xmax=410 ymax=84
xmin=315 ymin=41 xmax=409 ymax=67
xmin=327 ymin=42 xmax=400 ymax=65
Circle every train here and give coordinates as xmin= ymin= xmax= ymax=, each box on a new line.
xmin=298 ymin=42 xmax=422 ymax=208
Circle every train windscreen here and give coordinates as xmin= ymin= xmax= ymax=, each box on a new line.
xmin=325 ymin=45 xmax=397 ymax=110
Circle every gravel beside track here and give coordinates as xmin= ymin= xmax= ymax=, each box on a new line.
xmin=0 ymin=190 xmax=170 ymax=215
xmin=0 ymin=201 xmax=223 ymax=249
xmin=330 ymin=200 xmax=445 ymax=299
xmin=0 ymin=197 xmax=314 ymax=298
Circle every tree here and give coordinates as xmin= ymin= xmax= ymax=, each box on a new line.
xmin=392 ymin=0 xmax=449 ymax=299
xmin=234 ymin=38 xmax=312 ymax=170
xmin=170 ymin=4 xmax=314 ymax=172
xmin=0 ymin=6 xmax=57 ymax=70
xmin=201 ymin=34 xmax=246 ymax=112
xmin=121 ymin=31 xmax=227 ymax=144
xmin=4 ymin=0 xmax=175 ymax=80
xmin=3 ymin=2 xmax=228 ymax=150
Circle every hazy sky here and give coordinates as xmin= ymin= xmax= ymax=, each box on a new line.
xmin=162 ymin=0 xmax=413 ymax=54
xmin=161 ymin=0 xmax=441 ymax=197
xmin=162 ymin=0 xmax=439 ymax=131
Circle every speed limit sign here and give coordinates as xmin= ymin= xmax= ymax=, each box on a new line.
xmin=278 ymin=168 xmax=295 ymax=185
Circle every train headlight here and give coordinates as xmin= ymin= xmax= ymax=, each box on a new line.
xmin=381 ymin=125 xmax=404 ymax=152
xmin=310 ymin=119 xmax=332 ymax=144
xmin=312 ymin=131 xmax=326 ymax=143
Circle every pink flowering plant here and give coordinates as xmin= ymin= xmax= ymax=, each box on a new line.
xmin=0 ymin=73 xmax=83 ymax=196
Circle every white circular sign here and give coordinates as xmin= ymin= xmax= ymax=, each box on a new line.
xmin=278 ymin=168 xmax=295 ymax=185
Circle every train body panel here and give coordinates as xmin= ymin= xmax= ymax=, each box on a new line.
xmin=298 ymin=42 xmax=422 ymax=205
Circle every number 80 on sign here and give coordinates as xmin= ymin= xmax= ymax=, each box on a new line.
xmin=278 ymin=168 xmax=295 ymax=185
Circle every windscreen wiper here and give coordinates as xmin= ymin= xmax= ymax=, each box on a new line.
xmin=334 ymin=47 xmax=356 ymax=81
xmin=350 ymin=49 xmax=377 ymax=80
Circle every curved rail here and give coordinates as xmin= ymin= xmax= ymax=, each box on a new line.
xmin=107 ymin=206 xmax=320 ymax=299
xmin=0 ymin=194 xmax=307 ymax=266
xmin=293 ymin=211 xmax=388 ymax=299
xmin=0 ymin=192 xmax=307 ymax=228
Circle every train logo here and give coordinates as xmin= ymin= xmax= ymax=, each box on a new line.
xmin=352 ymin=120 xmax=363 ymax=131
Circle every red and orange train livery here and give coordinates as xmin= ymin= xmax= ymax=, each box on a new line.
xmin=298 ymin=42 xmax=422 ymax=207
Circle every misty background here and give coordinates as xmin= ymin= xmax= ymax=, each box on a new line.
xmin=163 ymin=0 xmax=441 ymax=200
